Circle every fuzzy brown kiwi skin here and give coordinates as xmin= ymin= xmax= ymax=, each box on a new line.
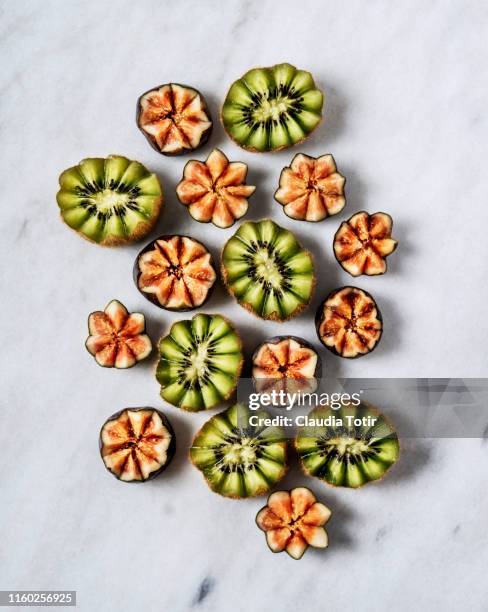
xmin=189 ymin=437 xmax=289 ymax=499
xmin=154 ymin=314 xmax=244 ymax=412
xmin=176 ymin=152 xmax=253 ymax=228
xmin=275 ymin=153 xmax=345 ymax=223
xmin=294 ymin=403 xmax=400 ymax=489
xmin=99 ymin=407 xmax=176 ymax=482
xmin=315 ymin=286 xmax=383 ymax=359
xmin=332 ymin=211 xmax=397 ymax=276
xmin=133 ymin=234 xmax=217 ymax=311
xmin=252 ymin=336 xmax=323 ymax=381
xmin=136 ymin=83 xmax=213 ymax=157
xmin=220 ymin=227 xmax=316 ymax=322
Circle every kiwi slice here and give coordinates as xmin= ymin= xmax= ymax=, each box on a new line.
xmin=221 ymin=63 xmax=323 ymax=152
xmin=156 ymin=314 xmax=243 ymax=412
xmin=256 ymin=487 xmax=331 ymax=559
xmin=134 ymin=235 xmax=217 ymax=311
xmin=315 ymin=287 xmax=382 ymax=358
xmin=56 ymin=155 xmax=163 ymax=246
xmin=100 ymin=408 xmax=175 ymax=482
xmin=190 ymin=404 xmax=288 ymax=498
xmin=295 ymin=403 xmax=400 ymax=488
xmin=137 ymin=83 xmax=212 ymax=156
xmin=221 ymin=219 xmax=315 ymax=321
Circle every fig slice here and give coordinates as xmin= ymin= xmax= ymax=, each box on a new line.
xmin=85 ymin=300 xmax=152 ymax=368
xmin=176 ymin=148 xmax=256 ymax=228
xmin=256 ymin=487 xmax=331 ymax=559
xmin=137 ymin=83 xmax=212 ymax=156
xmin=100 ymin=408 xmax=175 ymax=482
xmin=252 ymin=336 xmax=321 ymax=396
xmin=134 ymin=235 xmax=217 ymax=311
xmin=315 ymin=287 xmax=382 ymax=359
xmin=334 ymin=211 xmax=398 ymax=276
xmin=274 ymin=153 xmax=346 ymax=222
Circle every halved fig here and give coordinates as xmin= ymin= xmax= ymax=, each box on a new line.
xmin=256 ymin=487 xmax=331 ymax=559
xmin=134 ymin=235 xmax=217 ymax=311
xmin=176 ymin=148 xmax=256 ymax=228
xmin=334 ymin=211 xmax=398 ymax=276
xmin=274 ymin=153 xmax=345 ymax=222
xmin=85 ymin=300 xmax=152 ymax=368
xmin=100 ymin=408 xmax=175 ymax=482
xmin=315 ymin=287 xmax=382 ymax=359
xmin=252 ymin=336 xmax=321 ymax=397
xmin=295 ymin=403 xmax=400 ymax=488
xmin=136 ymin=83 xmax=212 ymax=156
xmin=190 ymin=404 xmax=288 ymax=498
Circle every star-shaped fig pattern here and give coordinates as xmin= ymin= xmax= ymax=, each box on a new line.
xmin=256 ymin=487 xmax=331 ymax=559
xmin=85 ymin=300 xmax=152 ymax=368
xmin=334 ymin=211 xmax=397 ymax=276
xmin=176 ymin=148 xmax=256 ymax=228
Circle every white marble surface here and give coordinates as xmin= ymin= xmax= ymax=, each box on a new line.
xmin=2 ymin=1 xmax=488 ymax=610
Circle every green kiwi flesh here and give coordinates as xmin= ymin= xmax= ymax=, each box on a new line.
xmin=56 ymin=155 xmax=163 ymax=246
xmin=222 ymin=63 xmax=323 ymax=152
xmin=156 ymin=314 xmax=243 ymax=411
xmin=221 ymin=219 xmax=315 ymax=321
xmin=190 ymin=403 xmax=288 ymax=498
xmin=295 ymin=403 xmax=400 ymax=488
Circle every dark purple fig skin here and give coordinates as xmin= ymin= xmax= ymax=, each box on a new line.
xmin=136 ymin=83 xmax=213 ymax=157
xmin=315 ymin=287 xmax=383 ymax=359
xmin=252 ymin=335 xmax=323 ymax=382
xmin=133 ymin=235 xmax=217 ymax=312
xmin=99 ymin=407 xmax=176 ymax=482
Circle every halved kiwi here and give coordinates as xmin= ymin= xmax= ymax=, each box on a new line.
xmin=56 ymin=155 xmax=163 ymax=246
xmin=134 ymin=235 xmax=217 ymax=311
xmin=100 ymin=407 xmax=175 ymax=482
xmin=333 ymin=211 xmax=398 ymax=276
xmin=85 ymin=299 xmax=152 ymax=369
xmin=156 ymin=314 xmax=243 ymax=411
xmin=252 ymin=336 xmax=321 ymax=396
xmin=221 ymin=219 xmax=315 ymax=321
xmin=315 ymin=287 xmax=382 ymax=358
xmin=295 ymin=403 xmax=400 ymax=488
xmin=190 ymin=403 xmax=288 ymax=498
xmin=256 ymin=487 xmax=331 ymax=559
xmin=222 ymin=63 xmax=323 ymax=152
xmin=137 ymin=83 xmax=212 ymax=156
